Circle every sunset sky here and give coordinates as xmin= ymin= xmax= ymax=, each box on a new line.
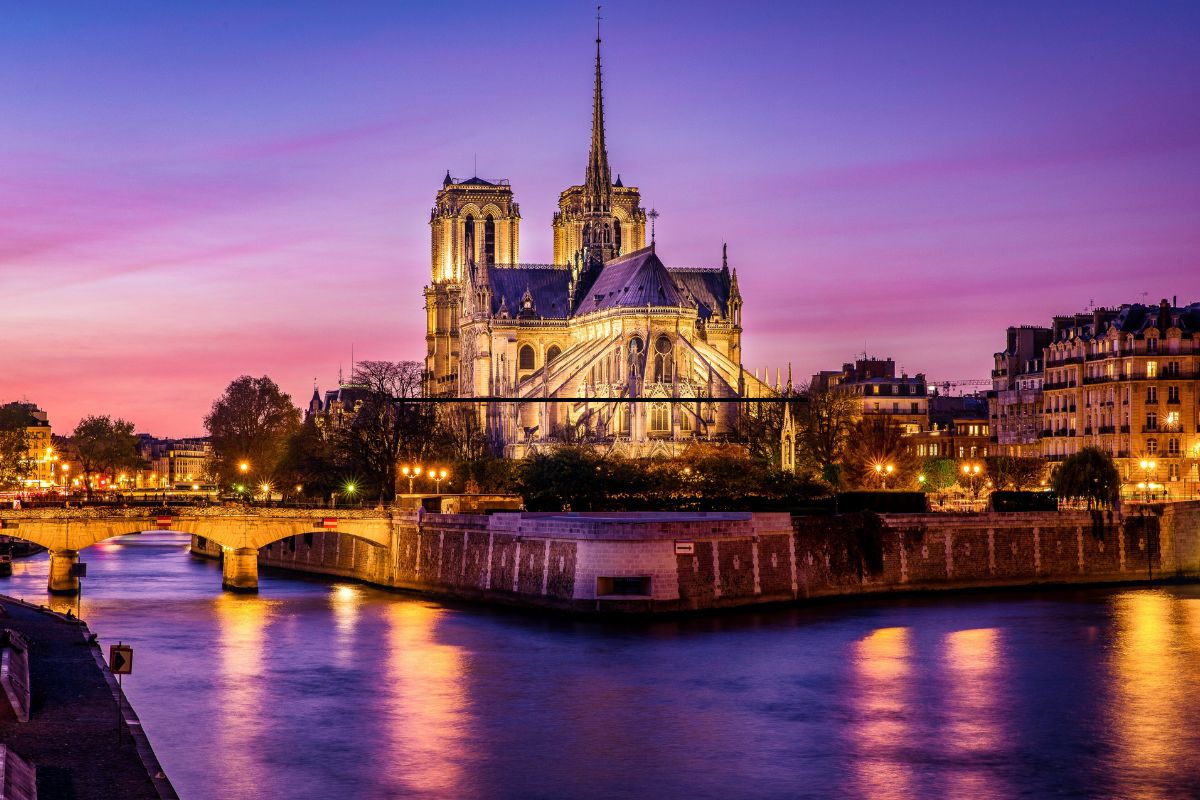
xmin=3 ymin=1 xmax=1199 ymax=436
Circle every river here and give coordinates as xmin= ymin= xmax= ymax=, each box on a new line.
xmin=4 ymin=531 xmax=1200 ymax=799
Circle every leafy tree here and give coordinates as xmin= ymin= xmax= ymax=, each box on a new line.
xmin=278 ymin=419 xmax=339 ymax=501
xmin=1053 ymin=446 xmax=1120 ymax=509
xmin=517 ymin=446 xmax=616 ymax=511
xmin=0 ymin=405 xmax=32 ymax=490
xmin=798 ymin=388 xmax=858 ymax=481
xmin=335 ymin=360 xmax=435 ymax=501
xmin=920 ymin=458 xmax=959 ymax=492
xmin=985 ymin=455 xmax=1046 ymax=491
xmin=205 ymin=376 xmax=301 ymax=487
xmin=842 ymin=416 xmax=921 ymax=490
xmin=71 ymin=415 xmax=142 ymax=498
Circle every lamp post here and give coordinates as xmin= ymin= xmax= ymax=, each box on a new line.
xmin=433 ymin=469 xmax=448 ymax=495
xmin=401 ymin=465 xmax=423 ymax=495
xmin=873 ymin=462 xmax=895 ymax=490
xmin=1139 ymin=458 xmax=1157 ymax=502
xmin=961 ymin=462 xmax=983 ymax=499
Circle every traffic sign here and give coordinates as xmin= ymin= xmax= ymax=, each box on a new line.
xmin=320 ymin=518 xmax=338 ymax=529
xmin=109 ymin=644 xmax=133 ymax=675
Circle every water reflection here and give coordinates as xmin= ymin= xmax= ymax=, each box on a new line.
xmin=1109 ymin=591 xmax=1189 ymax=799
xmin=851 ymin=626 xmax=912 ymax=800
xmin=943 ymin=628 xmax=1005 ymax=797
xmin=330 ymin=583 xmax=361 ymax=667
xmin=384 ymin=603 xmax=472 ymax=798
xmin=215 ymin=594 xmax=272 ymax=800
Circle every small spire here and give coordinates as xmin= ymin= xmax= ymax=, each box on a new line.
xmin=648 ymin=207 xmax=659 ymax=244
xmin=443 ymin=170 xmax=452 ymax=187
xmin=722 ymin=242 xmax=728 ymax=271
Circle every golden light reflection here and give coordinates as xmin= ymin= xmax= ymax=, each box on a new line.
xmin=851 ymin=627 xmax=912 ymax=800
xmin=385 ymin=602 xmax=470 ymax=799
xmin=330 ymin=583 xmax=360 ymax=668
xmin=1110 ymin=591 xmax=1182 ymax=799
xmin=215 ymin=594 xmax=272 ymax=798
xmin=943 ymin=628 xmax=1004 ymax=797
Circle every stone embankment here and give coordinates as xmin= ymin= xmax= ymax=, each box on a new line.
xmin=192 ymin=502 xmax=1200 ymax=613
xmin=0 ymin=597 xmax=176 ymax=798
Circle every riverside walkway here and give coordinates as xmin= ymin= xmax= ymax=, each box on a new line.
xmin=0 ymin=596 xmax=175 ymax=798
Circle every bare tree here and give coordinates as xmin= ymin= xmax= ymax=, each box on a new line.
xmin=205 ymin=376 xmax=301 ymax=487
xmin=336 ymin=360 xmax=435 ymax=501
xmin=798 ymin=387 xmax=859 ymax=481
xmin=841 ymin=416 xmax=921 ymax=490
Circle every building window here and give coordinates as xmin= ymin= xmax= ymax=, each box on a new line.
xmin=1147 ymin=361 xmax=1158 ymax=378
xmin=518 ymin=345 xmax=535 ymax=371
xmin=483 ymin=214 xmax=496 ymax=265
xmin=1168 ymin=438 xmax=1181 ymax=455
xmin=653 ymin=336 xmax=673 ymax=382
xmin=1166 ymin=411 xmax=1180 ymax=429
xmin=650 ymin=403 xmax=670 ymax=432
xmin=1146 ymin=438 xmax=1158 ymax=453
xmin=463 ymin=214 xmax=475 ymax=262
xmin=679 ymin=410 xmax=692 ymax=432
xmin=1147 ymin=387 xmax=1157 ymax=404
xmin=1146 ymin=412 xmax=1157 ymax=430
xmin=1168 ymin=385 xmax=1180 ymax=403
xmin=546 ymin=344 xmax=561 ymax=364
xmin=1147 ymin=337 xmax=1158 ymax=353
xmin=1169 ymin=463 xmax=1181 ymax=481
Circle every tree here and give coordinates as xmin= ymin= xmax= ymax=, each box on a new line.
xmin=0 ymin=405 xmax=32 ymax=490
xmin=1053 ymin=446 xmax=1120 ymax=509
xmin=335 ymin=360 xmax=435 ymax=501
xmin=920 ymin=458 xmax=959 ymax=493
xmin=985 ymin=455 xmax=1046 ymax=491
xmin=798 ymin=388 xmax=858 ymax=482
xmin=205 ymin=376 xmax=301 ymax=487
xmin=278 ymin=419 xmax=339 ymax=501
xmin=71 ymin=415 xmax=142 ymax=498
xmin=842 ymin=416 xmax=921 ymax=490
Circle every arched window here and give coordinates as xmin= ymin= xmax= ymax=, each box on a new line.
xmin=628 ymin=338 xmax=644 ymax=379
xmin=653 ymin=336 xmax=673 ymax=383
xmin=518 ymin=345 xmax=535 ymax=371
xmin=546 ymin=344 xmax=561 ymax=364
xmin=484 ymin=214 xmax=496 ymax=265
xmin=614 ymin=222 xmax=622 ymax=254
xmin=463 ymin=215 xmax=475 ymax=264
xmin=651 ymin=403 xmax=670 ymax=432
xmin=679 ymin=409 xmax=692 ymax=432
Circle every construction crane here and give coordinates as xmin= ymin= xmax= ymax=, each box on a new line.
xmin=930 ymin=378 xmax=990 ymax=396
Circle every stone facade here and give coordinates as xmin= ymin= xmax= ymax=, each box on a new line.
xmin=420 ymin=28 xmax=770 ymax=458
xmin=206 ymin=503 xmax=1200 ymax=613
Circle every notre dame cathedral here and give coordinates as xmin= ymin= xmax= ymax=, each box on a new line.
xmin=423 ymin=24 xmax=770 ymax=458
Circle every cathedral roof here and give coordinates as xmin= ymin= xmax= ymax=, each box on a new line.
xmin=486 ymin=265 xmax=571 ymax=319
xmin=669 ymin=268 xmax=731 ymax=320
xmin=582 ymin=247 xmax=685 ymax=312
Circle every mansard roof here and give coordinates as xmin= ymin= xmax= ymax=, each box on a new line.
xmin=581 ymin=247 xmax=684 ymax=312
xmin=486 ymin=265 xmax=571 ymax=319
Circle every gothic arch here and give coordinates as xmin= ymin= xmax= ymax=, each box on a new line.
xmin=518 ymin=344 xmax=536 ymax=371
xmin=546 ymin=344 xmax=562 ymax=364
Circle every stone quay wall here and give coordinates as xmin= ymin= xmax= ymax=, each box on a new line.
xmin=191 ymin=503 xmax=1200 ymax=613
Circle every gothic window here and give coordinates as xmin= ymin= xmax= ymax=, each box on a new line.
xmin=484 ymin=214 xmax=496 ymax=265
xmin=628 ymin=337 xmax=644 ymax=378
xmin=463 ymin=215 xmax=475 ymax=264
xmin=614 ymin=222 xmax=622 ymax=254
xmin=679 ymin=410 xmax=692 ymax=432
xmin=518 ymin=345 xmax=535 ymax=371
xmin=546 ymin=344 xmax=561 ymax=364
xmin=651 ymin=403 xmax=670 ymax=432
xmin=653 ymin=335 xmax=673 ymax=382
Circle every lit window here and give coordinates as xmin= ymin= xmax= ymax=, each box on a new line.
xmin=651 ymin=403 xmax=670 ymax=432
xmin=1147 ymin=361 xmax=1158 ymax=378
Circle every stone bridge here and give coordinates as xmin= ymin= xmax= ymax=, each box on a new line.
xmin=0 ymin=507 xmax=392 ymax=593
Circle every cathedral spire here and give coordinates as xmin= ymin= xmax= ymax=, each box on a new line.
xmin=585 ymin=5 xmax=611 ymax=213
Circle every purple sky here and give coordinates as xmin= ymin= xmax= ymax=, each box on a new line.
xmin=3 ymin=1 xmax=1199 ymax=436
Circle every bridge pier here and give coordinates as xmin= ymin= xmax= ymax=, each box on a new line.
xmin=221 ymin=547 xmax=259 ymax=593
xmin=47 ymin=549 xmax=80 ymax=595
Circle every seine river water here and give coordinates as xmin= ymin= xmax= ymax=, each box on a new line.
xmin=5 ymin=532 xmax=1200 ymax=800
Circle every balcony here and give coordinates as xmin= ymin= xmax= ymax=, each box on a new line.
xmin=1098 ymin=426 xmax=1115 ymax=434
xmin=1142 ymin=425 xmax=1158 ymax=433
xmin=1083 ymin=427 xmax=1093 ymax=435
xmin=1043 ymin=381 xmax=1076 ymax=390
xmin=1120 ymin=425 xmax=1130 ymax=433
xmin=1083 ymin=375 xmax=1116 ymax=385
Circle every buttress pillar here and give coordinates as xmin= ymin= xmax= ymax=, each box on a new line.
xmin=221 ymin=547 xmax=259 ymax=593
xmin=47 ymin=549 xmax=80 ymax=595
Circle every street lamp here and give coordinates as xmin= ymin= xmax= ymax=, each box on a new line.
xmin=401 ymin=465 xmax=423 ymax=495
xmin=874 ymin=462 xmax=895 ymax=490
xmin=344 ymin=482 xmax=358 ymax=505
xmin=433 ymin=469 xmax=448 ymax=495
xmin=1139 ymin=458 xmax=1157 ymax=502
xmin=961 ymin=462 xmax=984 ymax=498
xmin=239 ymin=461 xmax=250 ymax=475
xmin=259 ymin=482 xmax=272 ymax=501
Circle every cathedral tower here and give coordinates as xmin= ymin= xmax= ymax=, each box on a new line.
xmin=552 ymin=19 xmax=646 ymax=270
xmin=425 ymin=174 xmax=521 ymax=395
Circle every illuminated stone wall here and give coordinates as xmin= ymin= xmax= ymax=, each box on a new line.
xmin=211 ymin=506 xmax=1200 ymax=613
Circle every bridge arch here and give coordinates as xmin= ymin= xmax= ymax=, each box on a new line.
xmin=0 ymin=512 xmax=393 ymax=594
